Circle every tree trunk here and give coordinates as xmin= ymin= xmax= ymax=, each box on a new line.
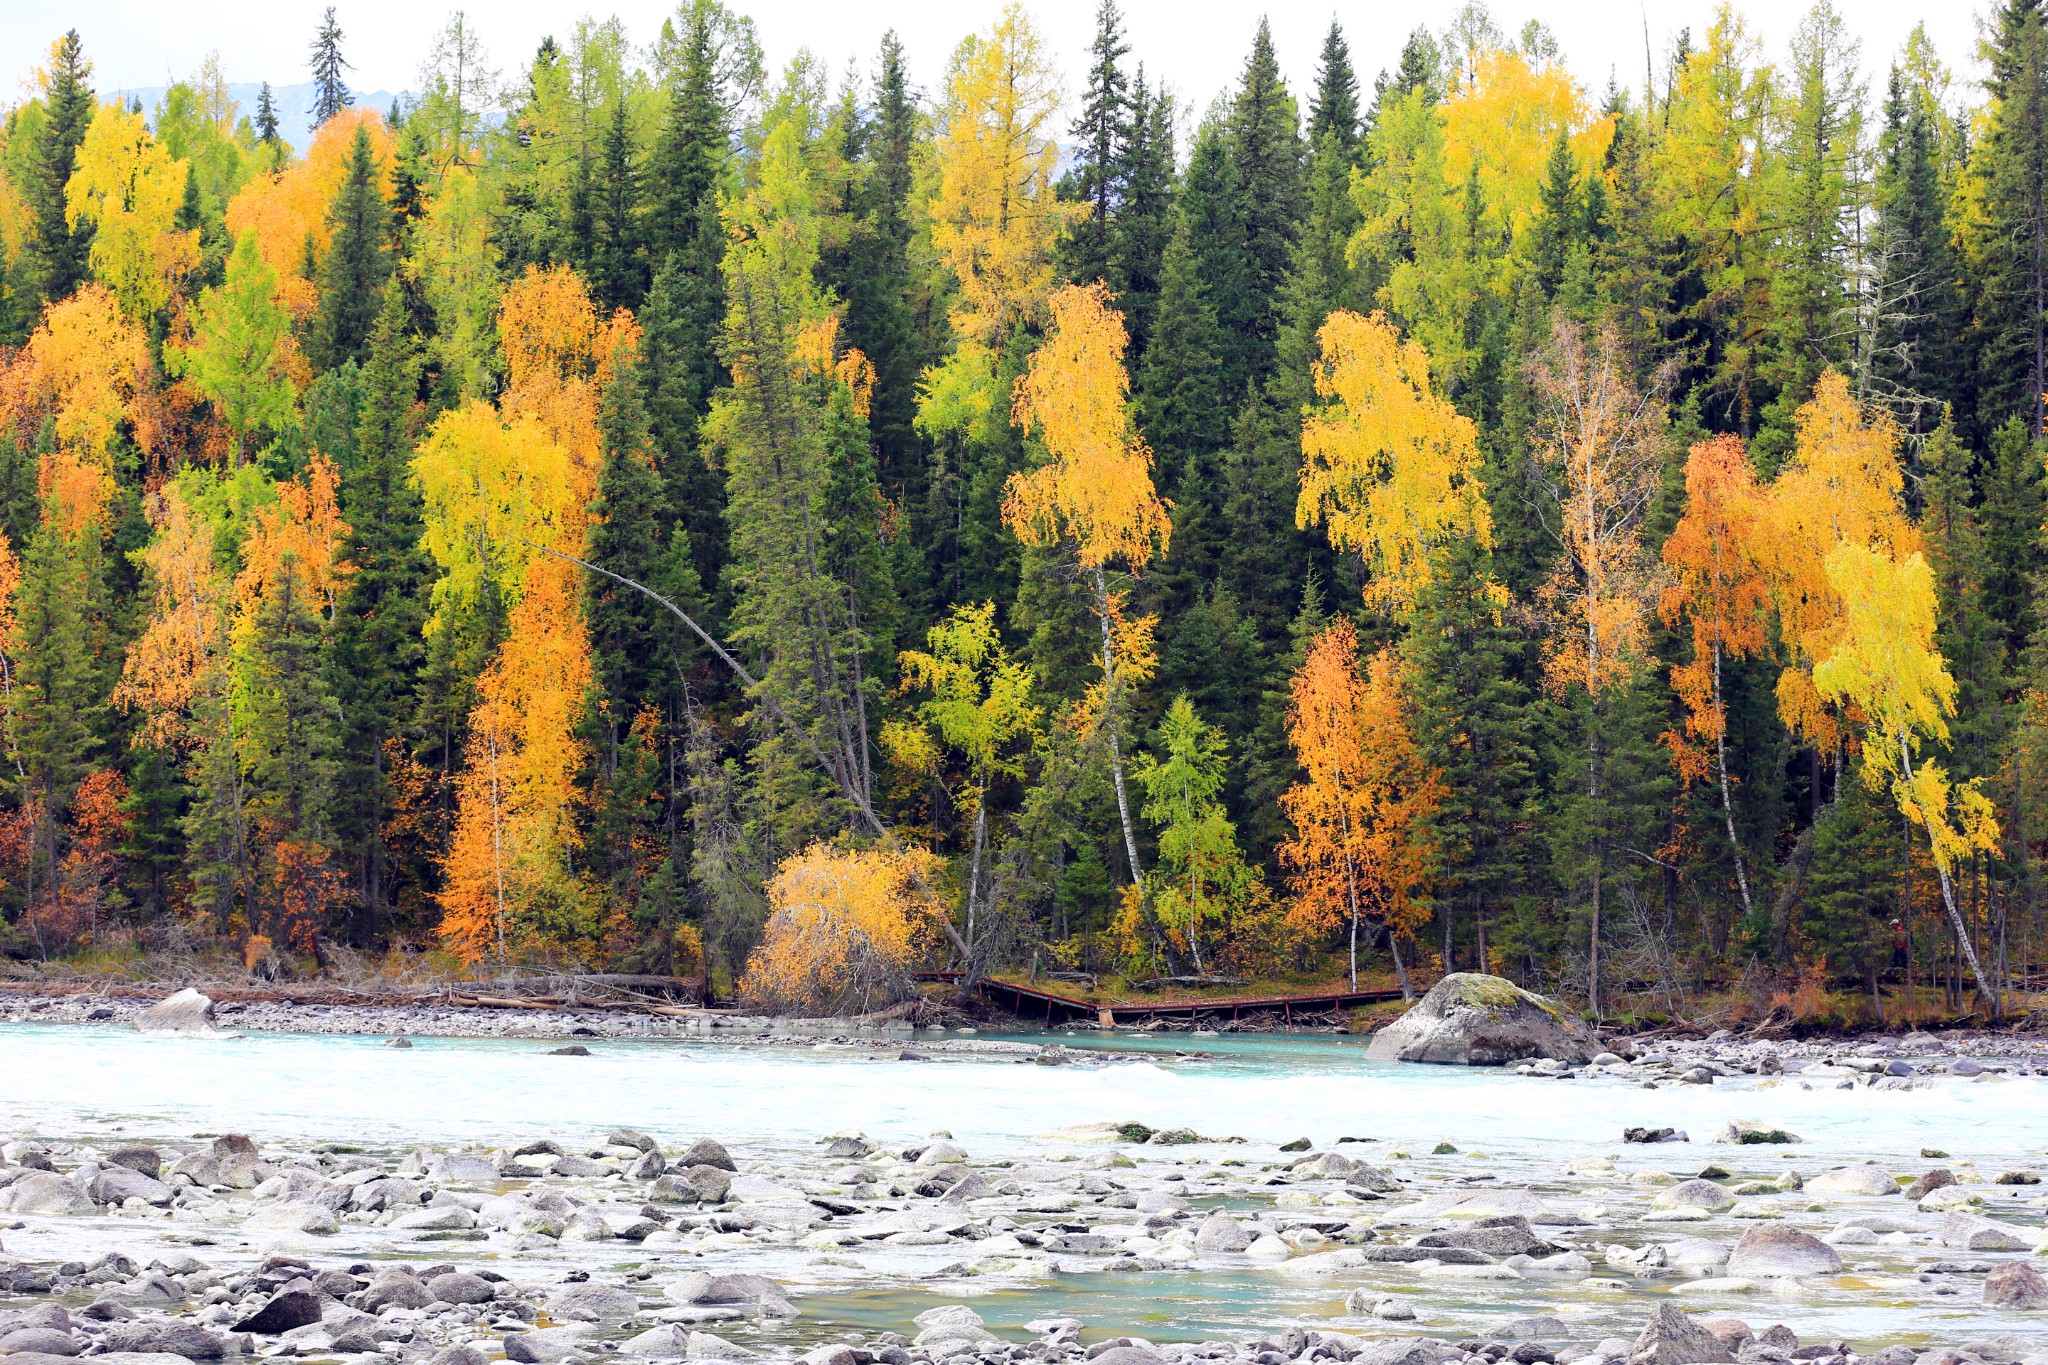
xmin=1092 ymin=566 xmax=1143 ymax=881
xmin=1709 ymin=644 xmax=1754 ymax=920
xmin=1900 ymin=739 xmax=1998 ymax=1012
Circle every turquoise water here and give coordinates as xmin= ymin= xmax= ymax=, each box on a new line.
xmin=2 ymin=1023 xmax=2044 ymax=1349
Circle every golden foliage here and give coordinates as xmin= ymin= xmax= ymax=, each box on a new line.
xmin=737 ymin=842 xmax=948 ymax=1014
xmin=1441 ymin=49 xmax=1615 ymax=250
xmin=1 ymin=284 xmax=152 ymax=535
xmin=114 ymin=484 xmax=228 ymax=748
xmin=1279 ymin=621 xmax=1443 ymax=946
xmin=1659 ymin=435 xmax=1770 ymax=781
xmin=64 ymin=102 xmax=198 ymax=320
xmin=1005 ymin=282 xmax=1170 ymax=571
xmin=232 ymin=452 xmax=350 ymax=621
xmin=225 ymin=108 xmax=395 ymax=316
xmin=930 ymin=3 xmax=1087 ymax=343
xmin=1297 ymin=310 xmax=1491 ymax=609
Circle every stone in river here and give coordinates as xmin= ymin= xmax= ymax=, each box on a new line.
xmin=548 ymin=1282 xmax=640 ymax=1321
xmin=1624 ymin=1128 xmax=1689 ymax=1144
xmin=1088 ymin=1351 xmax=1163 ymax=1365
xmin=232 ymin=1290 xmax=324 ymax=1335
xmin=0 ymin=1329 xmax=80 ymax=1356
xmin=428 ymin=1348 xmax=485 ymax=1365
xmin=105 ymin=1322 xmax=225 ymax=1358
xmin=428 ymin=1273 xmax=496 ymax=1305
xmin=1655 ymin=1179 xmax=1735 ymax=1213
xmin=1724 ymin=1225 xmax=1842 ymax=1278
xmin=1629 ymin=1303 xmax=1732 ymax=1365
xmin=609 ymin=1128 xmax=657 ymax=1152
xmin=384 ymin=1037 xmax=413 ymax=1048
xmin=133 ymin=987 xmax=222 ymax=1035
xmin=1416 ymin=1219 xmax=1554 ymax=1257
xmin=1903 ymin=1168 xmax=1954 ymax=1200
xmin=501 ymin=1327 xmax=594 ymax=1363
xmin=1194 ymin=1210 xmax=1253 ymax=1252
xmin=1366 ymin=973 xmax=1603 ymax=1065
xmin=1806 ymin=1165 xmax=1898 ymax=1197
xmin=1937 ymin=1212 xmax=2031 ymax=1251
xmin=1715 ymin=1122 xmax=1801 ymax=1145
xmin=104 ymin=1145 xmax=162 ymax=1180
xmin=1984 ymin=1261 xmax=2048 ymax=1309
xmin=1501 ymin=1317 xmax=1570 ymax=1341
xmin=91 ymin=1166 xmax=173 ymax=1206
xmin=1 ymin=1172 xmax=94 ymax=1215
xmin=677 ymin=1138 xmax=737 ymax=1171
xmin=620 ymin=1326 xmax=687 ymax=1357
xmin=1351 ymin=1341 xmax=1439 ymax=1365
xmin=627 ymin=1149 xmax=666 ymax=1179
xmin=548 ymin=1045 xmax=591 ymax=1056
xmin=683 ymin=1331 xmax=758 ymax=1360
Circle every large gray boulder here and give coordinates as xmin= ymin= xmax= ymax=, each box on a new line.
xmin=1365 ymin=973 xmax=1602 ymax=1065
xmin=133 ymin=988 xmax=223 ymax=1036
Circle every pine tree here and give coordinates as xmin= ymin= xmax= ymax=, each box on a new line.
xmin=1064 ymin=0 xmax=1130 ymax=290
xmin=639 ymin=258 xmax=727 ymax=603
xmin=330 ymin=280 xmax=430 ymax=942
xmin=27 ymin=31 xmax=96 ymax=306
xmin=255 ymin=82 xmax=282 ymax=147
xmin=1973 ymin=0 xmax=2048 ymax=436
xmin=1177 ymin=123 xmax=1253 ymax=404
xmin=13 ymin=519 xmax=100 ymax=944
xmin=587 ymin=100 xmax=645 ymax=311
xmin=1110 ymin=74 xmax=1174 ymax=362
xmin=311 ymin=124 xmax=393 ymax=370
xmin=309 ymin=6 xmax=354 ymax=127
xmin=1224 ymin=19 xmax=1307 ymax=387
xmin=1978 ymin=418 xmax=2048 ymax=667
xmin=1868 ymin=67 xmax=1966 ymax=429
xmin=1308 ymin=20 xmax=1362 ymax=160
xmin=1137 ymin=207 xmax=1224 ymax=499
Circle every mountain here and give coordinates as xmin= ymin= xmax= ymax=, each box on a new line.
xmin=108 ymin=79 xmax=404 ymax=158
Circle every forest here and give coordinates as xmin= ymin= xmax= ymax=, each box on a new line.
xmin=0 ymin=0 xmax=2044 ymax=1024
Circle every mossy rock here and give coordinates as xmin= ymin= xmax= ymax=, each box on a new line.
xmin=1364 ymin=973 xmax=1603 ymax=1066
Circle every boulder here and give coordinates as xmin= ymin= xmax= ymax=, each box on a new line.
xmin=428 ymin=1273 xmax=497 ymax=1306
xmin=232 ymin=1290 xmax=323 ymax=1335
xmin=1984 ymin=1261 xmax=2048 ymax=1309
xmin=1350 ymin=1341 xmax=1438 ymax=1365
xmin=1806 ymin=1165 xmax=1898 ymax=1198
xmin=683 ymin=1331 xmax=758 ymax=1360
xmin=1629 ymin=1304 xmax=1731 ymax=1365
xmin=620 ymin=1326 xmax=687 ymax=1357
xmin=104 ymin=1146 xmax=162 ymax=1180
xmin=1715 ymin=1122 xmax=1802 ymax=1145
xmin=1937 ymin=1211 xmax=2031 ymax=1251
xmin=104 ymin=1323 xmax=225 ymax=1358
xmin=664 ymin=1272 xmax=795 ymax=1318
xmin=677 ymin=1139 xmax=736 ymax=1172
xmin=1904 ymin=1169 xmax=1955 ymax=1201
xmin=1 ymin=1172 xmax=94 ymax=1215
xmin=548 ymin=1283 xmax=640 ymax=1321
xmin=1654 ymin=1179 xmax=1735 ymax=1213
xmin=0 ymin=1329 xmax=80 ymax=1356
xmin=1365 ymin=973 xmax=1602 ymax=1065
xmin=501 ymin=1327 xmax=593 ymax=1363
xmin=1414 ymin=1218 xmax=1554 ymax=1257
xmin=133 ymin=988 xmax=222 ymax=1035
xmin=91 ymin=1166 xmax=173 ymax=1206
xmin=1194 ymin=1211 xmax=1253 ymax=1253
xmin=1724 ymin=1225 xmax=1842 ymax=1278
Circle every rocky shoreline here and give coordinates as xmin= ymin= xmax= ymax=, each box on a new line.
xmin=6 ymin=990 xmax=2048 ymax=1365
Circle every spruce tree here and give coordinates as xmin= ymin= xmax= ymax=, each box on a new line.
xmin=587 ymin=100 xmax=645 ymax=311
xmin=309 ymin=6 xmax=354 ymax=127
xmin=1177 ymin=124 xmax=1253 ymax=403
xmin=1110 ymin=74 xmax=1174 ymax=361
xmin=639 ymin=258 xmax=727 ymax=601
xmin=1308 ymin=20 xmax=1361 ymax=160
xmin=1064 ymin=0 xmax=1130 ymax=289
xmin=27 ymin=31 xmax=95 ymax=305
xmin=311 ymin=125 xmax=392 ymax=370
xmin=13 ymin=518 xmax=100 ymax=939
xmin=1224 ymin=20 xmax=1307 ymax=387
xmin=330 ymin=280 xmax=430 ymax=941
xmin=1870 ymin=69 xmax=1967 ymax=429
xmin=1974 ymin=0 xmax=2048 ymax=435
xmin=1137 ymin=207 xmax=1224 ymax=501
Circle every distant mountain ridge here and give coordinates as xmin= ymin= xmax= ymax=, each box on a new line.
xmin=107 ymin=79 xmax=404 ymax=158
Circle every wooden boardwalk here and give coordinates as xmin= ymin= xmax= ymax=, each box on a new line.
xmin=914 ymin=971 xmax=1405 ymax=1025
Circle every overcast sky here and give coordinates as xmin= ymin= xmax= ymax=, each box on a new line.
xmin=7 ymin=0 xmax=1994 ymax=125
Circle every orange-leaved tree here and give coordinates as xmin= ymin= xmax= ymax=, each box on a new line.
xmin=1278 ymin=619 xmax=1443 ymax=995
xmin=1005 ymin=281 xmax=1171 ymax=882
xmin=1659 ymin=435 xmax=1770 ymax=920
xmin=1296 ymin=309 xmax=1492 ymax=610
xmin=225 ymin=107 xmax=395 ymax=318
xmin=1812 ymin=542 xmax=2001 ymax=1009
xmin=1 ymin=284 xmax=154 ymax=536
xmin=738 ymin=842 xmax=949 ymax=1015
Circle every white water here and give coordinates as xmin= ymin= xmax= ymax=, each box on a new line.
xmin=0 ymin=1024 xmax=2035 ymax=1162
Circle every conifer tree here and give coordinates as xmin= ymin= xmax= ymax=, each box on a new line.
xmin=1110 ymin=74 xmax=1174 ymax=360
xmin=309 ymin=7 xmax=354 ymax=127
xmin=1065 ymin=0 xmax=1131 ymax=291
xmin=1308 ymin=20 xmax=1362 ymax=160
xmin=27 ymin=32 xmax=96 ymax=305
xmin=586 ymin=100 xmax=645 ymax=311
xmin=1868 ymin=66 xmax=1966 ymax=427
xmin=1975 ymin=0 xmax=2048 ymax=436
xmin=14 ymin=519 xmax=100 ymax=942
xmin=312 ymin=124 xmax=393 ymax=370
xmin=1224 ymin=20 xmax=1307 ymax=386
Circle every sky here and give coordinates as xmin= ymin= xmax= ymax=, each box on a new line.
xmin=5 ymin=0 xmax=1996 ymax=130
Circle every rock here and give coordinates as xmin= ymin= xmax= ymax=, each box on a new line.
xmin=91 ymin=1166 xmax=173 ymax=1206
xmin=1194 ymin=1211 xmax=1253 ymax=1253
xmin=1715 ymin=1122 xmax=1801 ymax=1145
xmin=1415 ymin=1219 xmax=1554 ymax=1256
xmin=1693 ymin=1319 xmax=1751 ymax=1352
xmin=133 ymin=987 xmax=221 ymax=1034
xmin=683 ymin=1331 xmax=758 ymax=1361
xmin=104 ymin=1145 xmax=162 ymax=1180
xmin=359 ymin=1272 xmax=435 ymax=1311
xmin=1245 ymin=1235 xmax=1291 ymax=1259
xmin=1 ymin=1172 xmax=94 ymax=1215
xmin=233 ymin=1290 xmax=324 ymax=1335
xmin=1806 ymin=1165 xmax=1898 ymax=1197
xmin=1655 ymin=1179 xmax=1736 ymax=1213
xmin=1937 ymin=1212 xmax=2031 ymax=1251
xmin=620 ymin=1326 xmax=687 ymax=1358
xmin=244 ymin=1201 xmax=337 ymax=1233
xmin=210 ymin=1134 xmax=257 ymax=1158
xmin=1279 ymin=1137 xmax=1312 ymax=1152
xmin=609 ymin=1128 xmax=657 ymax=1152
xmin=1502 ymin=1317 xmax=1571 ymax=1341
xmin=1985 ymin=1261 xmax=2048 ymax=1309
xmin=104 ymin=1323 xmax=226 ymax=1358
xmin=1365 ymin=972 xmax=1602 ymax=1065
xmin=678 ymin=1138 xmax=736 ymax=1171
xmin=501 ymin=1327 xmax=594 ymax=1363
xmin=627 ymin=1149 xmax=667 ymax=1180
xmin=664 ymin=1272 xmax=795 ymax=1318
xmin=0 ymin=1329 xmax=80 ymax=1356
xmin=428 ymin=1273 xmax=496 ymax=1305
xmin=429 ymin=1347 xmax=486 ymax=1365
xmin=1350 ymin=1341 xmax=1439 ymax=1365
xmin=1905 ymin=1169 xmax=1957 ymax=1201
xmin=798 ymin=1348 xmax=857 ymax=1365
xmin=1086 ymin=1350 xmax=1162 ymax=1365
xmin=549 ymin=1283 xmax=640 ymax=1321
xmin=384 ymin=1037 xmax=413 ymax=1048
xmin=427 ymin=1154 xmax=499 ymax=1183
xmin=1624 ymin=1128 xmax=1689 ymax=1144
xmin=548 ymin=1044 xmax=591 ymax=1056
xmin=1629 ymin=1304 xmax=1731 ymax=1365
xmin=1724 ymin=1225 xmax=1842 ymax=1278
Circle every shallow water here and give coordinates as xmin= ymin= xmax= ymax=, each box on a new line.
xmin=2 ymin=1023 xmax=2044 ymax=1349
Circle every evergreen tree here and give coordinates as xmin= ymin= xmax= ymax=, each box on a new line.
xmin=1869 ymin=68 xmax=1967 ymax=429
xmin=1223 ymin=19 xmax=1307 ymax=387
xmin=255 ymin=82 xmax=282 ymax=147
xmin=27 ymin=31 xmax=95 ymax=305
xmin=639 ymin=258 xmax=727 ymax=603
xmin=1064 ymin=0 xmax=1130 ymax=289
xmin=311 ymin=125 xmax=393 ymax=370
xmin=587 ymin=100 xmax=645 ymax=311
xmin=1110 ymin=73 xmax=1174 ymax=361
xmin=1801 ymin=774 xmax=1904 ymax=1005
xmin=13 ymin=519 xmax=100 ymax=940
xmin=309 ymin=6 xmax=354 ymax=127
xmin=330 ymin=280 xmax=430 ymax=942
xmin=1308 ymin=20 xmax=1362 ymax=160
xmin=1978 ymin=418 xmax=2048 ymax=667
xmin=1137 ymin=207 xmax=1224 ymax=505
xmin=1973 ymin=0 xmax=2048 ymax=436
xmin=1176 ymin=123 xmax=1253 ymax=404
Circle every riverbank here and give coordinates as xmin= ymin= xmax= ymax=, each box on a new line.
xmin=3 ymin=1019 xmax=2048 ymax=1365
